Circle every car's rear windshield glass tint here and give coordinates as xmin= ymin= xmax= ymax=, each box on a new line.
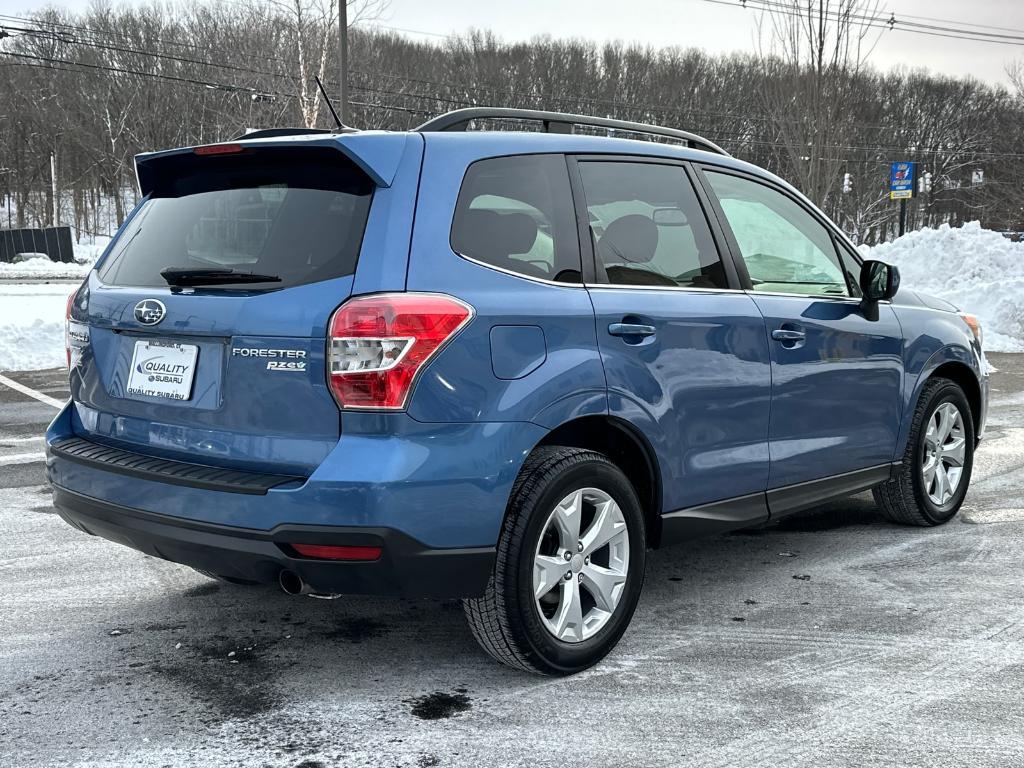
xmin=98 ymin=149 xmax=373 ymax=289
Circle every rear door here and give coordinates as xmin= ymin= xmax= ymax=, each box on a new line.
xmin=573 ymin=157 xmax=773 ymax=531
xmin=70 ymin=144 xmax=405 ymax=476
xmin=698 ymin=167 xmax=903 ymax=489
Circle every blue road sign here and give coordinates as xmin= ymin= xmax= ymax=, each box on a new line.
xmin=890 ymin=161 xmax=916 ymax=200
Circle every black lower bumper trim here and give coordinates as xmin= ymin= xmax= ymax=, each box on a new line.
xmin=49 ymin=436 xmax=303 ymax=495
xmin=51 ymin=486 xmax=495 ymax=599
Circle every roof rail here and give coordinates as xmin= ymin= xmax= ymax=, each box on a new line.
xmin=415 ymin=107 xmax=729 ymax=156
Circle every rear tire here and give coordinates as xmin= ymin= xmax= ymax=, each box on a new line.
xmin=463 ymin=446 xmax=646 ymax=675
xmin=873 ymin=377 xmax=975 ymax=526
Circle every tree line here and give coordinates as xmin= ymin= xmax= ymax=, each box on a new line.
xmin=1 ymin=1 xmax=1023 ymax=245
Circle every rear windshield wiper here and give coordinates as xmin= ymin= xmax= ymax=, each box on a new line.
xmin=160 ymin=268 xmax=282 ymax=286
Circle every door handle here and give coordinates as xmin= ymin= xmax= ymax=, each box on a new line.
xmin=608 ymin=322 xmax=656 ymax=338
xmin=771 ymin=329 xmax=806 ymax=342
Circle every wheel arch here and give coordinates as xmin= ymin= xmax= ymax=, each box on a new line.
xmin=535 ymin=415 xmax=664 ymax=548
xmin=929 ymin=361 xmax=982 ymax=434
xmin=899 ymin=344 xmax=983 ymax=457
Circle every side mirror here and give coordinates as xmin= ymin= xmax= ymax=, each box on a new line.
xmin=859 ymin=259 xmax=900 ymax=302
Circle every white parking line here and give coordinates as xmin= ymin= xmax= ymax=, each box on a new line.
xmin=0 ymin=373 xmax=65 ymax=410
xmin=0 ymin=452 xmax=46 ymax=465
xmin=0 ymin=436 xmax=43 ymax=445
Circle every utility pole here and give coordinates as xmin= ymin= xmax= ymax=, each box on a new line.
xmin=50 ymin=152 xmax=58 ymax=228
xmin=338 ymin=0 xmax=350 ymax=125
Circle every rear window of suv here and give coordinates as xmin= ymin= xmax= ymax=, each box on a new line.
xmin=98 ymin=149 xmax=373 ymax=289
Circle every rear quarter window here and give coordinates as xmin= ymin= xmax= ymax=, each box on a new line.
xmin=98 ymin=148 xmax=373 ymax=290
xmin=450 ymin=154 xmax=581 ymax=283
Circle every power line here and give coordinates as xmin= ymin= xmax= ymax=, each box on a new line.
xmin=697 ymin=0 xmax=1024 ymax=47
xmin=0 ymin=18 xmax=904 ymax=135
xmin=367 ymin=23 xmax=456 ymax=40
xmin=0 ymin=50 xmax=297 ymax=98
xmin=7 ymin=49 xmax=1023 ymax=161
xmin=3 ymin=10 xmax=1014 ymax=141
xmin=0 ymin=11 xmax=296 ymax=69
xmin=0 ymin=22 xmax=295 ymax=82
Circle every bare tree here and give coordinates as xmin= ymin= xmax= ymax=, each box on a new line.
xmin=756 ymin=0 xmax=882 ymax=207
xmin=268 ymin=0 xmax=388 ymax=127
xmin=1008 ymin=60 xmax=1024 ymax=100
xmin=2 ymin=2 xmax=1023 ymax=245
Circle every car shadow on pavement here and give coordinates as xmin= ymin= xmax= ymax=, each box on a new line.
xmin=97 ymin=492 xmax=900 ymax=726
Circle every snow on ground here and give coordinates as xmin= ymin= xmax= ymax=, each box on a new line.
xmin=863 ymin=221 xmax=1024 ymax=352
xmin=0 ymin=283 xmax=74 ymax=371
xmin=0 ymin=256 xmax=93 ymax=281
xmin=72 ymin=237 xmax=111 ymax=264
xmin=0 ymin=237 xmax=108 ymax=280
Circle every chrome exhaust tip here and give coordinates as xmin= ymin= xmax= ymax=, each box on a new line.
xmin=278 ymin=569 xmax=342 ymax=599
xmin=278 ymin=569 xmax=309 ymax=595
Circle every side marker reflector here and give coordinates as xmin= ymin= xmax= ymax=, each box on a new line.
xmin=291 ymin=543 xmax=382 ymax=561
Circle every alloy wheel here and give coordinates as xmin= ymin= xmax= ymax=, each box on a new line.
xmin=922 ymin=401 xmax=967 ymax=506
xmin=532 ymin=487 xmax=630 ymax=643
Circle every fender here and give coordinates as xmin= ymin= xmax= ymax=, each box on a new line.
xmin=894 ymin=341 xmax=982 ymax=458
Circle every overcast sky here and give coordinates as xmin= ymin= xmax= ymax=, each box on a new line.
xmin=4 ymin=0 xmax=1023 ymax=86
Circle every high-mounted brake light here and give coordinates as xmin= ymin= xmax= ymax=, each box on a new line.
xmin=193 ymin=143 xmax=244 ymax=156
xmin=327 ymin=293 xmax=473 ymax=410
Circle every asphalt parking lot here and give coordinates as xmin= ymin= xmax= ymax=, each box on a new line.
xmin=2 ymin=356 xmax=1023 ymax=768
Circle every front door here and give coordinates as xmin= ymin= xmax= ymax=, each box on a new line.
xmin=700 ymin=168 xmax=904 ymax=490
xmin=572 ymin=158 xmax=773 ymax=528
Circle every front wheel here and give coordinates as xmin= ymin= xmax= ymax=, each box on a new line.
xmin=463 ymin=446 xmax=646 ymax=675
xmin=873 ymin=377 xmax=975 ymax=526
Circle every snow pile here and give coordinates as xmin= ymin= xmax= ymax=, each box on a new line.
xmin=0 ymin=284 xmax=75 ymax=371
xmin=864 ymin=222 xmax=1024 ymax=353
xmin=0 ymin=237 xmax=107 ymax=280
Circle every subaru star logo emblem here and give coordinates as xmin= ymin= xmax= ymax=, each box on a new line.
xmin=134 ymin=299 xmax=166 ymax=326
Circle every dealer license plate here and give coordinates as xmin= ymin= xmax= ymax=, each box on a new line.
xmin=126 ymin=340 xmax=199 ymax=401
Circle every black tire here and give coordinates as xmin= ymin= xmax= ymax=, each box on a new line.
xmin=463 ymin=446 xmax=646 ymax=675
xmin=873 ymin=377 xmax=975 ymax=526
xmin=191 ymin=568 xmax=260 ymax=586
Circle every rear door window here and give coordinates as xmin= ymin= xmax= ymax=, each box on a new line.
xmin=98 ymin=149 xmax=373 ymax=289
xmin=450 ymin=154 xmax=581 ymax=283
xmin=577 ymin=161 xmax=727 ymax=289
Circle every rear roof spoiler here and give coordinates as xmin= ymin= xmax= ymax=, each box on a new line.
xmin=134 ymin=131 xmax=417 ymax=194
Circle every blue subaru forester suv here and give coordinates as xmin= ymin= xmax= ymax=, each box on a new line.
xmin=48 ymin=108 xmax=989 ymax=674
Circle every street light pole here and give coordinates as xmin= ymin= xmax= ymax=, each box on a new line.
xmin=338 ymin=0 xmax=349 ymax=125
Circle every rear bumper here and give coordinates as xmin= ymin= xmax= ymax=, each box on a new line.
xmin=52 ymin=485 xmax=494 ymax=598
xmin=46 ymin=402 xmax=547 ymax=549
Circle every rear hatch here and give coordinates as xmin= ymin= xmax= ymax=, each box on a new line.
xmin=69 ymin=143 xmax=377 ymax=476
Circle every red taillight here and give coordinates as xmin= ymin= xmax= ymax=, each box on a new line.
xmin=291 ymin=544 xmax=382 ymax=561
xmin=193 ymin=143 xmax=244 ymax=156
xmin=327 ymin=293 xmax=473 ymax=410
xmin=64 ymin=289 xmax=77 ymax=369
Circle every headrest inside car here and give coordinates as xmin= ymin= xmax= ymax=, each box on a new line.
xmin=598 ymin=214 xmax=659 ymax=264
xmin=454 ymin=209 xmax=539 ymax=261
